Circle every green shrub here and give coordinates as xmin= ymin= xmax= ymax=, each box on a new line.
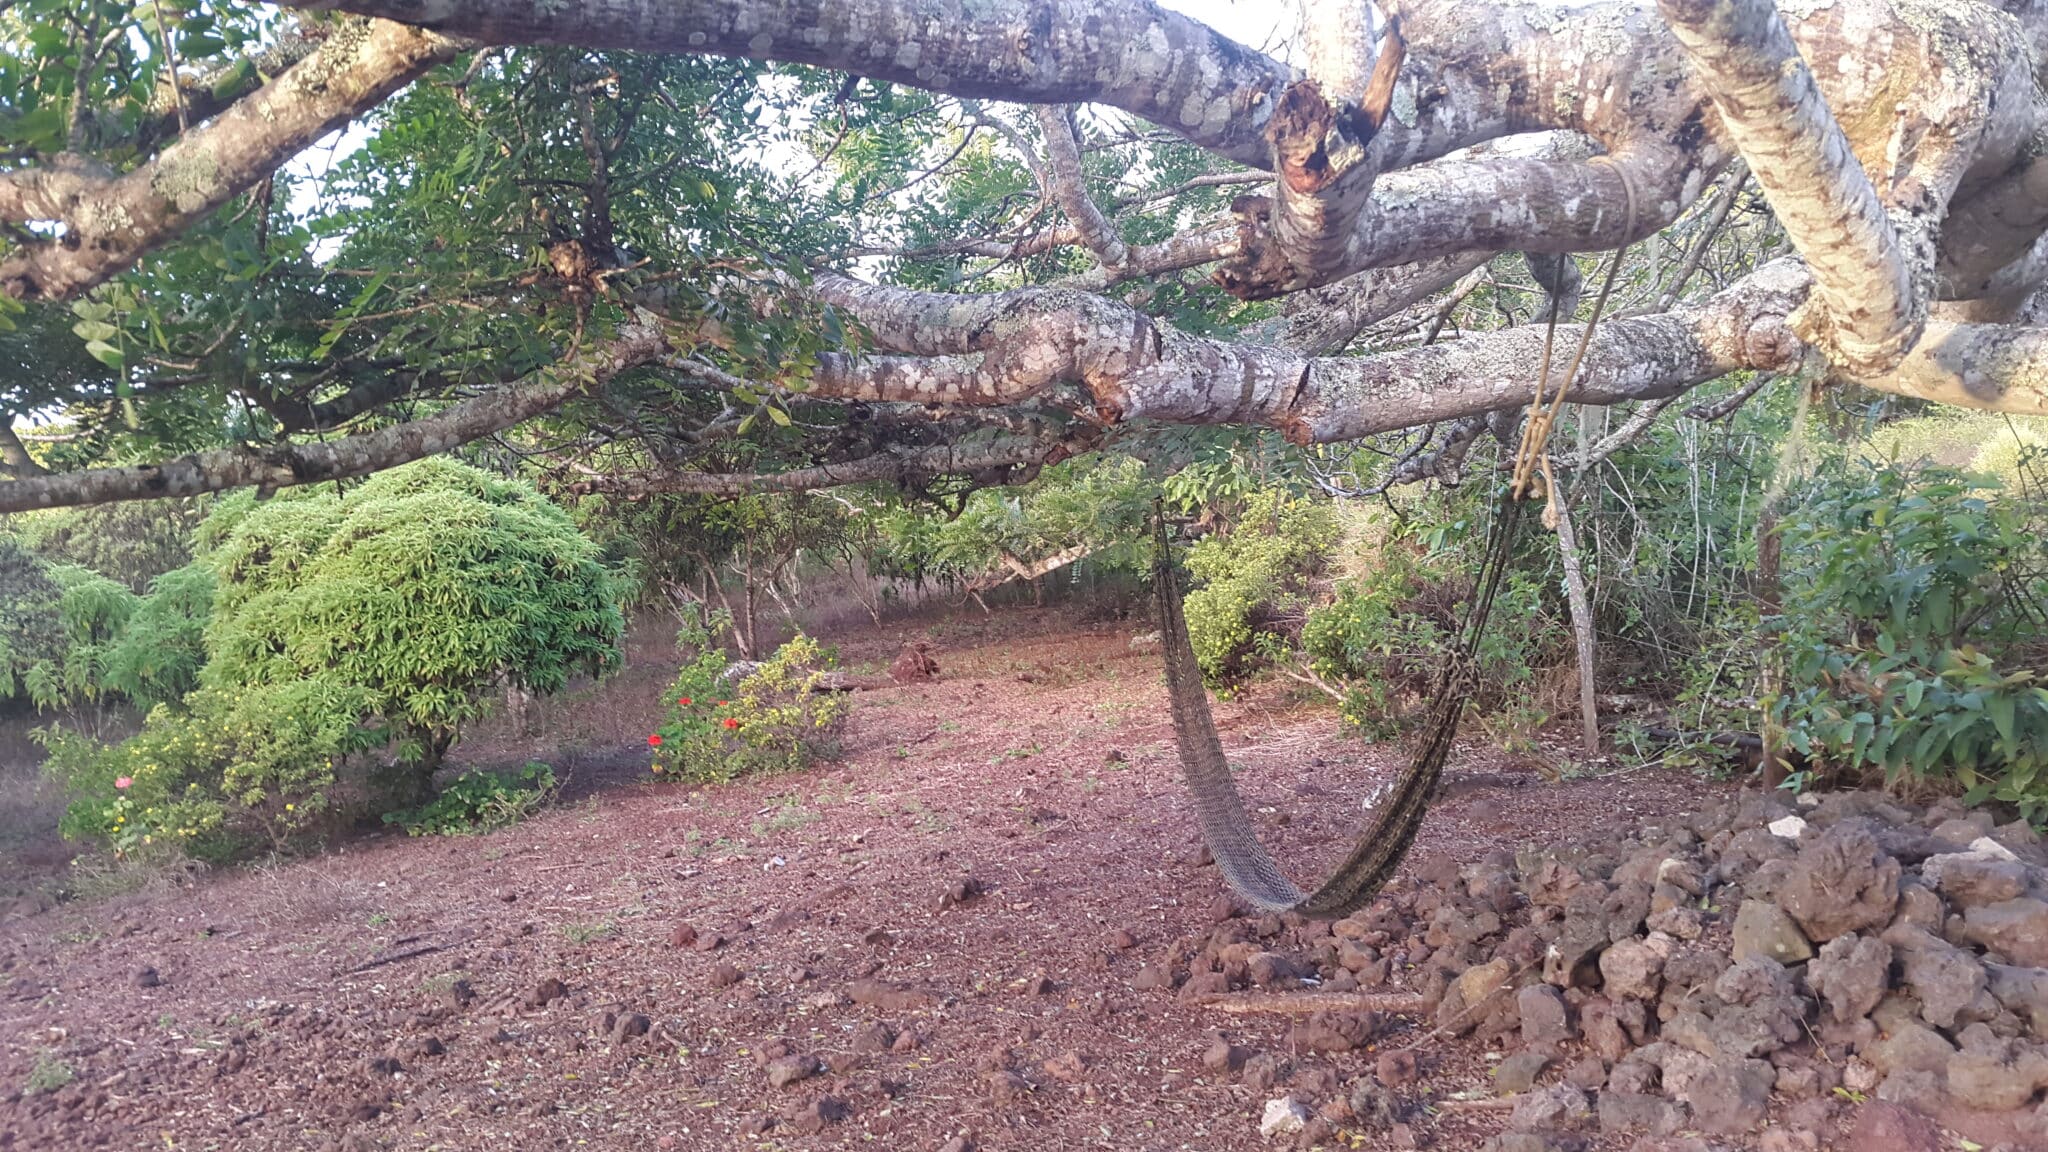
xmin=0 ymin=536 xmax=69 ymax=703
xmin=43 ymin=458 xmax=624 ymax=857
xmin=1303 ymin=549 xmax=1561 ymax=742
xmin=0 ymin=539 xmax=138 ymax=710
xmin=41 ymin=679 xmax=381 ymax=858
xmin=203 ymin=458 xmax=624 ymax=805
xmin=1770 ymin=459 xmax=2048 ymax=815
xmin=100 ymin=563 xmax=214 ymax=709
xmin=650 ymin=611 xmax=849 ymax=783
xmin=383 ymin=762 xmax=558 ymax=836
xmin=1182 ymin=490 xmax=1339 ymax=684
xmin=9 ymin=498 xmax=203 ymax=591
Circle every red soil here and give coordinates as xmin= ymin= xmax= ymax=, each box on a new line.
xmin=0 ymin=607 xmax=1744 ymax=1151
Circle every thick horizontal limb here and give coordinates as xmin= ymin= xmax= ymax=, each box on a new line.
xmin=284 ymin=0 xmax=1296 ymax=167
xmin=802 ymin=257 xmax=2048 ymax=444
xmin=0 ymin=323 xmax=666 ymax=513
xmin=1 ymin=18 xmax=464 ymax=301
xmin=564 ymin=435 xmax=1075 ymax=499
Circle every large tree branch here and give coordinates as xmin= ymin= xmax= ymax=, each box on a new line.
xmin=563 ymin=434 xmax=1078 ymax=499
xmin=794 ymin=261 xmax=1798 ymax=442
xmin=1235 ymin=10 xmax=1405 ymax=297
xmin=1655 ymin=0 xmax=1918 ymax=374
xmin=285 ymin=0 xmax=1296 ymax=167
xmin=0 ymin=18 xmax=463 ymax=301
xmin=1031 ymin=106 xmax=1127 ymax=271
xmin=1657 ymin=0 xmax=2034 ymax=371
xmin=0 ymin=322 xmax=666 ymax=513
xmin=799 ymin=257 xmax=2048 ymax=449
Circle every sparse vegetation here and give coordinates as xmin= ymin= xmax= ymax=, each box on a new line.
xmin=24 ymin=1052 xmax=73 ymax=1095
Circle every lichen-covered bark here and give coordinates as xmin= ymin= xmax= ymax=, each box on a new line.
xmin=288 ymin=0 xmax=1297 ymax=166
xmin=1657 ymin=0 xmax=1918 ymax=373
xmin=791 ymin=254 xmax=2047 ymax=446
xmin=0 ymin=19 xmax=462 ymax=301
xmin=1222 ymin=18 xmax=1403 ymax=299
xmin=0 ymin=323 xmax=665 ymax=513
xmin=567 ymin=435 xmax=1073 ymax=498
xmin=788 ymin=262 xmax=1812 ymax=444
xmin=1279 ymin=250 xmax=1491 ymax=355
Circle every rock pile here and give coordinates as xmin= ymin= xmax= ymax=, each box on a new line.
xmin=889 ymin=641 xmax=940 ymax=683
xmin=1147 ymin=790 xmax=2048 ymax=1149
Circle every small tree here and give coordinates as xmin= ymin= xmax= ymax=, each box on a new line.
xmin=45 ymin=459 xmax=625 ymax=855
xmin=100 ymin=563 xmax=216 ymax=710
xmin=203 ymin=458 xmax=624 ymax=806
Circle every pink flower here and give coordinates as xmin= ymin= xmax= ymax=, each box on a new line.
xmin=115 ymin=776 xmax=132 ymax=790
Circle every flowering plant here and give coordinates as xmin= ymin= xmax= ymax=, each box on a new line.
xmin=647 ymin=608 xmax=847 ymax=783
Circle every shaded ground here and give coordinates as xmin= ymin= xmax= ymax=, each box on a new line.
xmin=2 ymin=607 xmax=1760 ymax=1151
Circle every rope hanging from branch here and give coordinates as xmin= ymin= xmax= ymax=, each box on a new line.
xmin=1153 ymin=192 xmax=1638 ymax=917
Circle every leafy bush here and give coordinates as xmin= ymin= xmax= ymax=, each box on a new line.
xmin=866 ymin=455 xmax=1157 ymax=591
xmin=41 ymin=679 xmax=381 ymax=858
xmin=0 ymin=536 xmax=69 ymax=703
xmin=8 ymin=498 xmax=204 ymax=591
xmin=650 ymin=611 xmax=849 ymax=783
xmin=1770 ymin=459 xmax=2048 ymax=815
xmin=383 ymin=763 xmax=558 ymax=836
xmin=43 ymin=459 xmax=625 ymax=858
xmin=100 ymin=563 xmax=215 ymax=709
xmin=1182 ymin=490 xmax=1339 ymax=684
xmin=1303 ymin=536 xmax=1562 ymax=742
xmin=203 ymin=458 xmax=624 ymax=804
xmin=0 ymin=538 xmax=138 ymax=710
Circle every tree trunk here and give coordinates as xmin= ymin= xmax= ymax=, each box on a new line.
xmin=1554 ymin=496 xmax=1601 ymax=760
xmin=1755 ymin=511 xmax=1788 ymax=791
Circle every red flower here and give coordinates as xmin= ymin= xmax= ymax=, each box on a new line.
xmin=721 ymin=717 xmax=740 ymax=730
xmin=647 ymin=733 xmax=663 ymax=747
xmin=678 ymin=696 xmax=693 ymax=706
xmin=717 ymin=700 xmax=729 ymax=707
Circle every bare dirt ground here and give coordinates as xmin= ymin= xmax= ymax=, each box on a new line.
xmin=0 ymin=606 xmax=1753 ymax=1152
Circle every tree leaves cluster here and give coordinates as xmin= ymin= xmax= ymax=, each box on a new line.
xmin=34 ymin=457 xmax=623 ymax=857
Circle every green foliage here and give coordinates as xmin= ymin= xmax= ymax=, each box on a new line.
xmin=43 ymin=459 xmax=622 ymax=856
xmin=1770 ymin=458 xmax=2048 ymax=815
xmin=383 ymin=763 xmax=558 ymax=836
xmin=203 ymin=458 xmax=624 ymax=802
xmin=650 ymin=611 xmax=849 ymax=783
xmin=0 ymin=536 xmax=67 ymax=703
xmin=1182 ymin=490 xmax=1339 ymax=684
xmin=41 ymin=678 xmax=381 ymax=858
xmin=35 ymin=563 xmax=138 ymax=708
xmin=864 ymin=455 xmax=1158 ymax=590
xmin=24 ymin=1052 xmax=73 ymax=1096
xmin=7 ymin=498 xmax=204 ymax=591
xmin=1301 ymin=499 xmax=1565 ymax=743
xmin=0 ymin=538 xmax=137 ymax=710
xmin=100 ymin=563 xmax=215 ymax=709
